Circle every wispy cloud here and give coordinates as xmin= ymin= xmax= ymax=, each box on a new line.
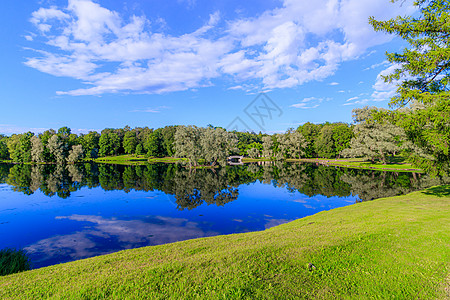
xmin=364 ymin=60 xmax=389 ymax=71
xmin=130 ymin=106 xmax=170 ymax=113
xmin=290 ymin=97 xmax=330 ymax=109
xmin=328 ymin=82 xmax=339 ymax=86
xmin=25 ymin=0 xmax=414 ymax=96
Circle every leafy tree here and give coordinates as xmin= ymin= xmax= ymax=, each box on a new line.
xmin=333 ymin=124 xmax=354 ymax=157
xmin=297 ymin=122 xmax=322 ymax=158
xmin=145 ymin=131 xmax=165 ymax=158
xmin=245 ymin=142 xmax=263 ymax=158
xmin=98 ymin=133 xmax=110 ymax=157
xmin=47 ymin=134 xmax=67 ymax=164
xmin=10 ymin=132 xmax=34 ymax=163
xmin=81 ymin=131 xmax=100 ymax=159
xmin=30 ymin=136 xmax=44 ymax=163
xmin=159 ymin=126 xmax=178 ymax=156
xmin=67 ymin=145 xmax=84 ymax=163
xmin=370 ymin=0 xmax=450 ymax=174
xmin=57 ymin=126 xmax=71 ymax=138
xmin=123 ymin=131 xmax=138 ymax=154
xmin=341 ymin=107 xmax=411 ymax=164
xmin=135 ymin=144 xmax=144 ymax=156
xmin=0 ymin=140 xmax=9 ymax=160
xmin=174 ymin=126 xmax=202 ymax=167
xmin=315 ymin=125 xmax=335 ymax=158
xmin=39 ymin=129 xmax=56 ymax=162
xmin=262 ymin=136 xmax=274 ymax=159
xmin=200 ymin=127 xmax=238 ymax=166
xmin=278 ymin=131 xmax=307 ymax=159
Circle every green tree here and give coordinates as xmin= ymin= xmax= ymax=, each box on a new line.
xmin=297 ymin=122 xmax=322 ymax=158
xmin=0 ymin=139 xmax=9 ymax=160
xmin=11 ymin=132 xmax=34 ymax=163
xmin=341 ymin=107 xmax=410 ymax=164
xmin=47 ymin=134 xmax=67 ymax=164
xmin=67 ymin=144 xmax=84 ymax=163
xmin=315 ymin=125 xmax=335 ymax=158
xmin=200 ymin=127 xmax=238 ymax=166
xmin=123 ymin=131 xmax=138 ymax=155
xmin=145 ymin=131 xmax=165 ymax=158
xmin=135 ymin=144 xmax=144 ymax=155
xmin=370 ymin=0 xmax=450 ymax=174
xmin=31 ymin=136 xmax=44 ymax=163
xmin=333 ymin=124 xmax=354 ymax=157
xmin=174 ymin=126 xmax=202 ymax=167
xmin=39 ymin=129 xmax=56 ymax=162
xmin=262 ymin=136 xmax=274 ymax=159
xmin=81 ymin=131 xmax=100 ymax=159
xmin=278 ymin=131 xmax=307 ymax=159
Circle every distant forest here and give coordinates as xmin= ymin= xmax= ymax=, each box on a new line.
xmin=0 ymin=122 xmax=357 ymax=166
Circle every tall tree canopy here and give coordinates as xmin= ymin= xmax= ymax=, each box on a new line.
xmin=370 ymin=0 xmax=450 ymax=174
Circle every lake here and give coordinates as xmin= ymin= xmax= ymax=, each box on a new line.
xmin=0 ymin=162 xmax=446 ymax=269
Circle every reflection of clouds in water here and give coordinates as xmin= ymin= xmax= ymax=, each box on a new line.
xmin=25 ymin=215 xmax=216 ymax=268
xmin=264 ymin=218 xmax=293 ymax=229
xmin=290 ymin=198 xmax=308 ymax=203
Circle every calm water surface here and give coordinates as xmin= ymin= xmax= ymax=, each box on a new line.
xmin=0 ymin=162 xmax=446 ymax=268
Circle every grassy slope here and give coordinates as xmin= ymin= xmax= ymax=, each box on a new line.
xmin=1 ymin=187 xmax=449 ymax=299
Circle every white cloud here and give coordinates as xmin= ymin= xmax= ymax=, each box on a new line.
xmin=329 ymin=82 xmax=339 ymax=86
xmin=25 ymin=0 xmax=414 ymax=96
xmin=370 ymin=64 xmax=400 ymax=101
xmin=130 ymin=106 xmax=170 ymax=113
xmin=364 ymin=60 xmax=389 ymax=71
xmin=290 ymin=96 xmax=328 ymax=109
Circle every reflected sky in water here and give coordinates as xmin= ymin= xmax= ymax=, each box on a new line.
xmin=0 ymin=181 xmax=354 ymax=268
xmin=0 ymin=162 xmax=446 ymax=269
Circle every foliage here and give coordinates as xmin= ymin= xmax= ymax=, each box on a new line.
xmin=145 ymin=131 xmax=165 ymax=158
xmin=278 ymin=130 xmax=307 ymax=159
xmin=123 ymin=131 xmax=138 ymax=154
xmin=174 ymin=126 xmax=237 ymax=167
xmin=369 ymin=0 xmax=450 ymax=174
xmin=80 ymin=131 xmax=100 ymax=159
xmin=30 ymin=136 xmax=44 ymax=163
xmin=67 ymin=144 xmax=84 ymax=163
xmin=341 ymin=107 xmax=411 ymax=164
xmin=315 ymin=123 xmax=354 ymax=159
xmin=0 ymin=140 xmax=9 ymax=160
xmin=297 ymin=122 xmax=322 ymax=158
xmin=262 ymin=136 xmax=274 ymax=159
xmin=47 ymin=134 xmax=67 ymax=164
xmin=0 ymin=248 xmax=30 ymax=276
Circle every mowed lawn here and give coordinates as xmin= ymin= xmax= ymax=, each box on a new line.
xmin=1 ymin=186 xmax=449 ymax=299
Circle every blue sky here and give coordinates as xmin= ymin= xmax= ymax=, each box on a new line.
xmin=0 ymin=0 xmax=413 ymax=135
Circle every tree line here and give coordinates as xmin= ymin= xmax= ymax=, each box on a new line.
xmin=0 ymin=122 xmax=358 ymax=165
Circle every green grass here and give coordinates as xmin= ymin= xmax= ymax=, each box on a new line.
xmin=1 ymin=186 xmax=449 ymax=299
xmin=293 ymin=157 xmax=423 ymax=172
xmin=93 ymin=155 xmax=184 ymax=165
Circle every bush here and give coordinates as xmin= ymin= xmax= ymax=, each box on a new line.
xmin=0 ymin=248 xmax=31 ymax=276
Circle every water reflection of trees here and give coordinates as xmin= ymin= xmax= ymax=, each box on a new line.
xmin=1 ymin=162 xmax=449 ymax=208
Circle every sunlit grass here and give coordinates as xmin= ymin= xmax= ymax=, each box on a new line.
xmin=0 ymin=186 xmax=448 ymax=298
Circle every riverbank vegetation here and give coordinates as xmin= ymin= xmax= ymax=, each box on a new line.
xmin=1 ymin=186 xmax=448 ymax=298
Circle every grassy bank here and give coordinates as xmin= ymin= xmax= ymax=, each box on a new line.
xmin=1 ymin=186 xmax=449 ymax=299
xmin=93 ymin=155 xmax=183 ymax=165
xmin=292 ymin=157 xmax=423 ymax=172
